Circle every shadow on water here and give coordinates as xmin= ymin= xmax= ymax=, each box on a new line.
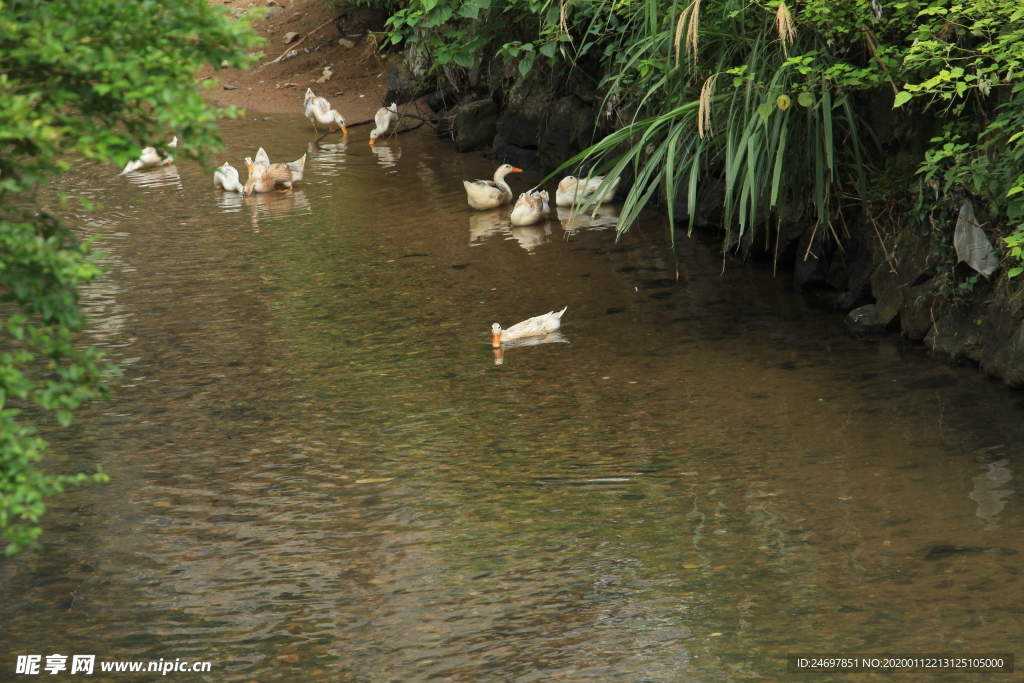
xmin=0 ymin=115 xmax=1021 ymax=682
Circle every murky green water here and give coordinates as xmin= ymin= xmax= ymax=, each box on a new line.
xmin=1 ymin=117 xmax=1021 ymax=682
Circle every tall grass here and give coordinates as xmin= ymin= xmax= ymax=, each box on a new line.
xmin=558 ymin=0 xmax=869 ymax=251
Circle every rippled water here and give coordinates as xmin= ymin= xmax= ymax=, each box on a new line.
xmin=0 ymin=116 xmax=1021 ymax=682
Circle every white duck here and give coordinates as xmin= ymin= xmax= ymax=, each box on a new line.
xmin=463 ymin=164 xmax=522 ymax=210
xmin=304 ymin=88 xmax=348 ymax=135
xmin=555 ymin=175 xmax=620 ymax=206
xmin=120 ymin=136 xmax=178 ymax=174
xmin=510 ymin=189 xmax=550 ymax=226
xmin=492 ymin=306 xmax=568 ymax=347
xmin=369 ymin=103 xmax=400 ymax=144
xmin=213 ymin=162 xmax=244 ymax=192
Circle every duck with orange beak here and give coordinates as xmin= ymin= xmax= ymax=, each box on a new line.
xmin=491 ymin=306 xmax=568 ymax=347
xmin=464 ymin=164 xmax=522 ymax=210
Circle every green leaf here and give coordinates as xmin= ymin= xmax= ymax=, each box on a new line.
xmin=453 ymin=51 xmax=474 ymax=68
xmin=539 ymin=42 xmax=557 ymax=58
xmin=1009 ymin=267 xmax=1024 ymax=278
xmin=518 ymin=52 xmax=535 ymax=77
xmin=893 ymin=91 xmax=913 ymax=107
xmin=757 ymin=102 xmax=773 ymax=123
xmin=458 ymin=2 xmax=480 ymax=18
xmin=797 ymin=92 xmax=814 ymax=107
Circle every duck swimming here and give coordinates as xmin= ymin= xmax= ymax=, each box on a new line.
xmin=463 ymin=164 xmax=522 ymax=210
xmin=492 ymin=306 xmax=568 ymax=347
xmin=510 ymin=189 xmax=550 ymax=226
xmin=213 ymin=162 xmax=244 ymax=193
xmin=243 ymin=153 xmax=306 ymax=195
xmin=555 ymin=175 xmax=620 ymax=206
xmin=120 ymin=136 xmax=178 ymax=174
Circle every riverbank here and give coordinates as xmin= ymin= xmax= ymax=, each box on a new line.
xmin=198 ymin=0 xmax=393 ymax=120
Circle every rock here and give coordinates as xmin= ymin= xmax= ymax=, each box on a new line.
xmin=384 ymin=63 xmax=431 ymax=105
xmin=454 ymin=99 xmax=499 ymax=152
xmin=427 ymin=89 xmax=457 ymax=114
xmin=924 ymin=302 xmax=985 ymax=363
xmin=264 ymin=5 xmax=283 ymax=18
xmin=981 ymin=315 xmax=1024 ymax=387
xmin=496 ymin=67 xmax=550 ymax=149
xmin=794 ymin=224 xmax=829 ymax=288
xmin=538 ymin=96 xmax=595 ymax=171
xmin=267 ymin=0 xmax=280 ymax=6
xmin=223 ymin=84 xmax=240 ymax=90
xmin=490 ymin=134 xmax=543 ymax=171
xmin=899 ymin=278 xmax=943 ymax=339
xmin=869 ymin=232 xmax=936 ymax=326
xmin=316 ymin=68 xmax=332 ymax=84
xmin=845 ymin=304 xmax=884 ymax=336
xmin=221 ymin=59 xmax=230 ymax=68
xmin=283 ymin=31 xmax=300 ymax=44
xmin=338 ymin=38 xmax=355 ymax=49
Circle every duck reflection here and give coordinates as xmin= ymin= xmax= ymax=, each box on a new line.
xmin=122 ymin=164 xmax=182 ymax=191
xmin=970 ymin=459 xmax=1014 ymax=530
xmin=214 ymin=190 xmax=245 ymax=213
xmin=469 ymin=211 xmax=553 ymax=253
xmin=308 ymin=140 xmax=348 ymax=177
xmin=490 ymin=332 xmax=570 ymax=365
xmin=469 ymin=210 xmax=509 ymax=245
xmin=558 ymin=203 xmax=620 ymax=235
xmin=245 ymin=189 xmax=310 ymax=229
xmin=371 ymin=143 xmax=401 ymax=169
xmin=509 ymin=221 xmax=551 ymax=254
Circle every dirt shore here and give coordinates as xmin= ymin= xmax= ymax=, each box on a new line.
xmin=198 ymin=0 xmax=395 ymax=120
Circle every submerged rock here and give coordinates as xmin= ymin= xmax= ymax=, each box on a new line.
xmin=845 ymin=304 xmax=883 ymax=336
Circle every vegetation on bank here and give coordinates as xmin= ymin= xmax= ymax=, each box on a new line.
xmin=375 ymin=0 xmax=1024 ymax=278
xmin=0 ymin=0 xmax=259 ymax=556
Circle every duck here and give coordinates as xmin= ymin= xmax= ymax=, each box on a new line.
xmin=120 ymin=136 xmax=178 ymax=174
xmin=213 ymin=162 xmax=244 ymax=192
xmin=492 ymin=306 xmax=568 ymax=347
xmin=510 ymin=189 xmax=550 ymax=226
xmin=243 ymin=153 xmax=306 ymax=195
xmin=304 ymin=88 xmax=348 ymax=135
xmin=463 ymin=164 xmax=522 ymax=210
xmin=555 ymin=175 xmax=620 ymax=206
xmin=369 ymin=103 xmax=400 ymax=144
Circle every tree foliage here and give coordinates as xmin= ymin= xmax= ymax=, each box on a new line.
xmin=0 ymin=0 xmax=260 ymax=556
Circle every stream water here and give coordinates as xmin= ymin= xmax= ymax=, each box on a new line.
xmin=0 ymin=116 xmax=1021 ymax=682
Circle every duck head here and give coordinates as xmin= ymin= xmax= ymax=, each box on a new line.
xmin=491 ymin=323 xmax=502 ymax=348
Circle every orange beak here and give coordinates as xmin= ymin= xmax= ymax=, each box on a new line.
xmin=491 ymin=331 xmax=501 ymax=348
xmin=511 ymin=167 xmax=523 ymax=173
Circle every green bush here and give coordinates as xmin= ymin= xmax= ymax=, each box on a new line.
xmin=0 ymin=0 xmax=260 ymax=556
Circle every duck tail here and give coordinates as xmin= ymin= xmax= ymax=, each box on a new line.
xmin=557 ymin=305 xmax=568 ymax=319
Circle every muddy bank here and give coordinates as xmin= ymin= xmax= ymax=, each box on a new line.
xmin=198 ymin=0 xmax=393 ymax=121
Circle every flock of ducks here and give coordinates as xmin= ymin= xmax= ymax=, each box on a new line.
xmin=117 ymin=87 xmax=622 ymax=350
xmin=463 ymin=164 xmax=621 ymax=227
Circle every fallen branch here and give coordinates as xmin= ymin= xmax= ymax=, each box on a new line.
xmin=262 ymin=14 xmax=344 ymax=66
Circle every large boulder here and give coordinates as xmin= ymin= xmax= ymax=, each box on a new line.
xmin=495 ymin=67 xmax=550 ymax=149
xmin=869 ymin=231 xmax=936 ymax=326
xmin=454 ymin=99 xmax=499 ymax=152
xmin=384 ymin=63 xmax=431 ymax=105
xmin=490 ymin=133 xmax=542 ymax=171
xmin=538 ymin=96 xmax=595 ymax=171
